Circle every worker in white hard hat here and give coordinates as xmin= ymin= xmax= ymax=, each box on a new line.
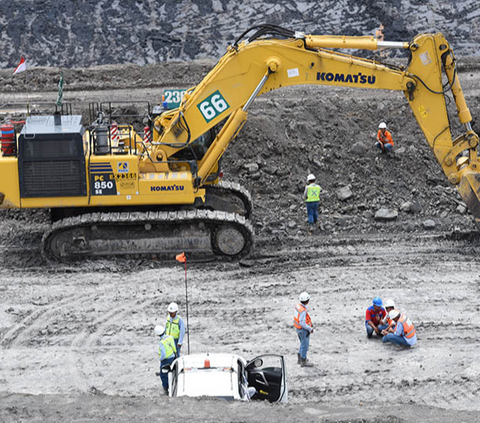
xmin=382 ymin=309 xmax=417 ymax=347
xmin=380 ymin=299 xmax=396 ymax=333
xmin=154 ymin=324 xmax=177 ymax=392
xmin=375 ymin=122 xmax=394 ymax=154
xmin=165 ymin=302 xmax=186 ymax=356
xmin=303 ymin=174 xmax=322 ymax=228
xmin=293 ymin=292 xmax=314 ymax=367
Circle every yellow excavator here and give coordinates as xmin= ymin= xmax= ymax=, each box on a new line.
xmin=0 ymin=24 xmax=479 ymax=260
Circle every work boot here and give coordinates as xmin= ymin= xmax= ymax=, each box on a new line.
xmin=297 ymin=353 xmax=301 ymax=364
xmin=301 ymin=358 xmax=314 ymax=367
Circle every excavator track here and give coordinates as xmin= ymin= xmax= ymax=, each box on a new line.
xmin=42 ymin=210 xmax=254 ymax=262
xmin=205 ymin=181 xmax=253 ymax=218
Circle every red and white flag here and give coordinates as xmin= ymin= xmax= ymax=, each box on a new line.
xmin=13 ymin=57 xmax=27 ymax=75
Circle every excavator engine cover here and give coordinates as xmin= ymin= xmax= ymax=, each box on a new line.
xmin=18 ymin=115 xmax=87 ymax=198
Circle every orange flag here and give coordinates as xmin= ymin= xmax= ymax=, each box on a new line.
xmin=176 ymin=252 xmax=186 ymax=263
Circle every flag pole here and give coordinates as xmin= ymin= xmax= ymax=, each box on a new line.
xmin=184 ymin=254 xmax=190 ymax=355
xmin=176 ymin=251 xmax=190 ymax=355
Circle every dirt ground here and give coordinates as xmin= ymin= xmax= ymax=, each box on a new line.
xmin=1 ymin=62 xmax=480 ymax=422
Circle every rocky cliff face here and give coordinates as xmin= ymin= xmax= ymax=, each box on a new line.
xmin=0 ymin=0 xmax=479 ymax=68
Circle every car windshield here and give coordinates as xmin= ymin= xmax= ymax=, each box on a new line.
xmin=178 ymin=367 xmax=237 ymax=398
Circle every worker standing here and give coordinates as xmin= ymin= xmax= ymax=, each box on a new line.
xmin=165 ymin=302 xmax=186 ymax=356
xmin=293 ymin=292 xmax=314 ymax=367
xmin=382 ymin=309 xmax=417 ymax=347
xmin=155 ymin=325 xmax=177 ymax=393
xmin=365 ymin=297 xmax=388 ymax=338
xmin=304 ymin=174 xmax=322 ymax=226
xmin=375 ymin=122 xmax=394 ymax=154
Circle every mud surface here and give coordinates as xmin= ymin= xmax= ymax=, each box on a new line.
xmin=1 ymin=62 xmax=480 ymax=421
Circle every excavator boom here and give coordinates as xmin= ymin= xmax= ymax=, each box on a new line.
xmin=153 ymin=26 xmax=479 ymax=227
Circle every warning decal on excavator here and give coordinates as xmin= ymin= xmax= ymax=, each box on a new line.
xmin=197 ymin=90 xmax=230 ymax=123
xmin=287 ymin=68 xmax=299 ymax=78
xmin=418 ymin=105 xmax=428 ymax=118
xmin=420 ymin=52 xmax=432 ymax=66
xmin=90 ymin=162 xmax=117 ymax=196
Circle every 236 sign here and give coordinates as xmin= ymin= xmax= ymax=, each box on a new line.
xmin=197 ymin=90 xmax=230 ymax=123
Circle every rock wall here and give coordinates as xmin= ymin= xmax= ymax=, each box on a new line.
xmin=0 ymin=0 xmax=479 ymax=68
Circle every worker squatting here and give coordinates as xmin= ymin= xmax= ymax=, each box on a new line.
xmin=294 ymin=293 xmax=417 ymax=370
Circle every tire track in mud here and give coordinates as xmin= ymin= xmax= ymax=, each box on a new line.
xmin=0 ymin=292 xmax=95 ymax=349
xmin=290 ymin=371 xmax=480 ymax=409
xmin=249 ymin=235 xmax=480 ymax=274
xmin=66 ymin=296 xmax=159 ymax=393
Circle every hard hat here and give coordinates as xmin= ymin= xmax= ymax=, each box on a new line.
xmin=154 ymin=325 xmax=165 ymax=336
xmin=384 ymin=299 xmax=395 ymax=308
xmin=378 ymin=122 xmax=387 ymax=129
xmin=167 ymin=302 xmax=178 ymax=313
xmin=372 ymin=296 xmax=383 ymax=307
xmin=307 ymin=174 xmax=315 ymax=182
xmin=388 ymin=309 xmax=400 ymax=320
xmin=299 ymin=292 xmax=310 ymax=302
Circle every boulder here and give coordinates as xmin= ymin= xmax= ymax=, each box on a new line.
xmin=423 ymin=219 xmax=436 ymax=230
xmin=410 ymin=202 xmax=422 ymax=213
xmin=374 ymin=209 xmax=398 ymax=221
xmin=350 ymin=142 xmax=368 ymax=155
xmin=337 ymin=186 xmax=353 ymax=201
xmin=244 ymin=163 xmax=259 ymax=173
xmin=400 ymin=201 xmax=412 ymax=212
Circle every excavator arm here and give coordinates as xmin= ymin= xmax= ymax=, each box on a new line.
xmin=152 ymin=26 xmax=480 ymax=225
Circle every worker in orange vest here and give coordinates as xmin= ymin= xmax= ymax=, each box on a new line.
xmin=382 ymin=309 xmax=417 ymax=347
xmin=293 ymin=292 xmax=314 ymax=367
xmin=375 ymin=122 xmax=394 ymax=154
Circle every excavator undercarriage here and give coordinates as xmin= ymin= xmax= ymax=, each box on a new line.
xmin=42 ymin=181 xmax=254 ymax=261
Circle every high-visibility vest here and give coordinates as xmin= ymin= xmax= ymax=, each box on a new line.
xmin=306 ymin=184 xmax=321 ymax=202
xmin=166 ymin=315 xmax=181 ymax=340
xmin=293 ymin=303 xmax=312 ymax=329
xmin=160 ymin=335 xmax=177 ymax=359
xmin=377 ymin=130 xmax=394 ymax=145
xmin=397 ymin=314 xmax=416 ymax=339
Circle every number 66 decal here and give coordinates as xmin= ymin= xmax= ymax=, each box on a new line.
xmin=197 ymin=90 xmax=230 ymax=123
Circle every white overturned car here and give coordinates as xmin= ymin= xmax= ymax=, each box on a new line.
xmin=162 ymin=353 xmax=287 ymax=403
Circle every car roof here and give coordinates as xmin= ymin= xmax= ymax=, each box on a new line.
xmin=177 ymin=353 xmax=245 ymax=369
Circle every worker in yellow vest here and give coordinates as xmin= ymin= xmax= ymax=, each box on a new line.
xmin=293 ymin=292 xmax=314 ymax=367
xmin=165 ymin=302 xmax=186 ymax=356
xmin=304 ymin=174 xmax=322 ymax=226
xmin=155 ymin=325 xmax=177 ymax=393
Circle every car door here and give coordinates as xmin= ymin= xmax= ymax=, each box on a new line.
xmin=245 ymin=354 xmax=288 ymax=403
